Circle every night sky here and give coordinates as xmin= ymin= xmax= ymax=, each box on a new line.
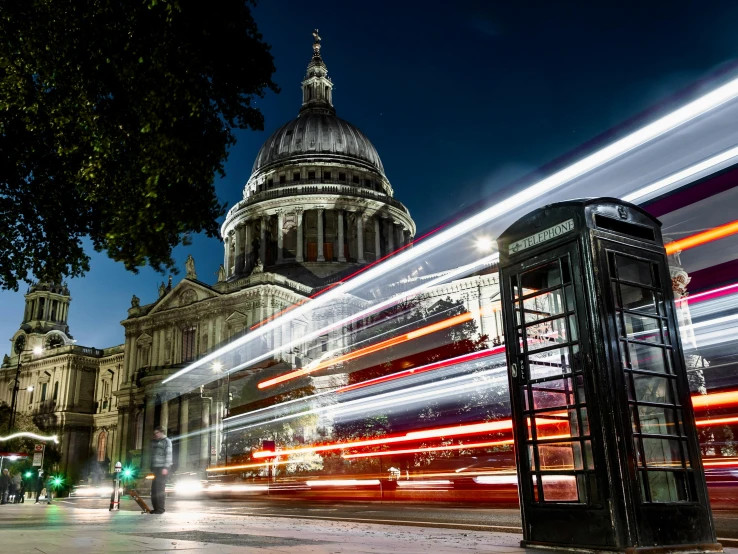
xmin=3 ymin=0 xmax=738 ymax=351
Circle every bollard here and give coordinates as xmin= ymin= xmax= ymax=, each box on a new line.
xmin=109 ymin=461 xmax=122 ymax=511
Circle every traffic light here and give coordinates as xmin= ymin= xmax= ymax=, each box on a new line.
xmin=24 ymin=471 xmax=33 ymax=479
xmin=121 ymin=466 xmax=135 ymax=480
xmin=51 ymin=476 xmax=63 ymax=488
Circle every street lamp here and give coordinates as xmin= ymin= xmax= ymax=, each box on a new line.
xmin=8 ymin=340 xmax=43 ymax=432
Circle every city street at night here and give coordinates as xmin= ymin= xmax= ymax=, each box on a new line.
xmin=2 ymin=497 xmax=738 ymax=553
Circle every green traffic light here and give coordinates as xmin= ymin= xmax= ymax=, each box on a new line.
xmin=24 ymin=471 xmax=32 ymax=478
xmin=51 ymin=476 xmax=63 ymax=487
xmin=122 ymin=467 xmax=133 ymax=478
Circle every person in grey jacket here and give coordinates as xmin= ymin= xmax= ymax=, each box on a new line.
xmin=150 ymin=425 xmax=172 ymax=514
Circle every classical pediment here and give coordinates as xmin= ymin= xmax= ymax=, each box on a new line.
xmin=148 ymin=280 xmax=220 ymax=314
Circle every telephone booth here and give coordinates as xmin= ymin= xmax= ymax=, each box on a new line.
xmin=497 ymin=198 xmax=720 ymax=552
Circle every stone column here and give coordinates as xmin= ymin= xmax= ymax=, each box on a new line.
xmin=277 ymin=211 xmax=284 ymax=263
xmin=337 ymin=209 xmax=346 ymax=262
xmin=140 ymin=394 xmax=157 ymax=471
xmin=317 ymin=208 xmax=325 ymax=262
xmin=151 ymin=330 xmax=160 ymax=368
xmin=356 ymin=212 xmax=365 ymax=263
xmin=179 ymin=395 xmax=189 ymax=471
xmin=224 ymin=235 xmax=231 ymax=278
xmin=200 ymin=398 xmax=210 ymax=468
xmin=295 ymin=209 xmax=304 ymax=262
xmin=375 ymin=218 xmax=381 ymax=260
xmin=259 ymin=216 xmax=267 ymax=264
xmin=243 ymin=221 xmax=252 ymax=273
xmin=160 ymin=397 xmax=169 ymax=433
xmin=386 ymin=219 xmax=394 ymax=253
xmin=233 ymin=226 xmax=242 ymax=277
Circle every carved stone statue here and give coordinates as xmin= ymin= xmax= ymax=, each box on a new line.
xmin=217 ymin=264 xmax=226 ymax=282
xmin=158 ymin=282 xmax=166 ymax=298
xmin=185 ymin=254 xmax=197 ymax=279
xmin=130 ymin=295 xmax=140 ymax=308
xmin=251 ymin=258 xmax=264 ymax=275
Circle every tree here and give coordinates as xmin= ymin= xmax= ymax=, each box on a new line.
xmin=0 ymin=0 xmax=278 ymax=290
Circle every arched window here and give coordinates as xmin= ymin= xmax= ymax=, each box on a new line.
xmin=97 ymin=431 xmax=107 ymax=462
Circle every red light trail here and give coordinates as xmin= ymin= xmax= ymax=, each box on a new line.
xmin=665 ymin=218 xmax=738 ymax=255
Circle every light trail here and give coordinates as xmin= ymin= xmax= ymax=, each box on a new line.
xmin=166 ymin=73 xmax=738 ymax=386
xmin=623 ymin=145 xmax=738 ymax=203
xmin=677 ymin=282 xmax=738 ymax=307
xmin=341 ymin=438 xmax=516 ymax=459
xmin=695 ymin=416 xmax=738 ymax=427
xmin=257 ymin=309 xmax=481 ymax=389
xmin=665 ymin=218 xmax=738 ymax=255
xmin=692 ymin=390 xmax=738 ymax=410
xmin=335 ymin=347 xmax=505 ymax=394
xmin=0 ymin=432 xmax=58 ymax=443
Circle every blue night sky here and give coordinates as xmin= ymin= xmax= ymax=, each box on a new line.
xmin=3 ymin=0 xmax=738 ymax=351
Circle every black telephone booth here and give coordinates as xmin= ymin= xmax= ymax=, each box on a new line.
xmin=497 ymin=198 xmax=720 ymax=552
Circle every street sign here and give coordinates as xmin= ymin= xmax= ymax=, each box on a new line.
xmin=210 ymin=447 xmax=216 ymax=455
xmin=32 ymin=452 xmax=43 ymax=466
xmin=34 ymin=444 xmax=44 ymax=452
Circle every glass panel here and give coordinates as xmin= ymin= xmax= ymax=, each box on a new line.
xmin=523 ymin=289 xmax=565 ymax=322
xmin=621 ymin=312 xmax=663 ymax=344
xmin=528 ymin=347 xmax=572 ymax=379
xmin=632 ymin=374 xmax=675 ymax=405
xmin=647 ymin=471 xmax=688 ymax=502
xmin=512 ymin=275 xmax=520 ymax=298
xmin=619 ymin=283 xmax=660 ymax=314
xmin=576 ymin=374 xmax=586 ymax=403
xmin=584 ymin=440 xmax=594 ymax=469
xmin=637 ymin=405 xmax=680 ymax=436
xmin=628 ymin=342 xmax=670 ymax=373
xmin=538 ymin=442 xmax=577 ymax=469
xmin=535 ymin=414 xmax=574 ymax=439
xmin=569 ymin=315 xmax=578 ymax=342
xmin=641 ymin=438 xmax=683 ymax=467
xmin=565 ymin=285 xmax=575 ymax=312
xmin=580 ymin=407 xmax=590 ymax=435
xmin=528 ymin=444 xmax=535 ymax=467
xmin=531 ymin=475 xmax=539 ymax=502
xmin=541 ymin=475 xmax=579 ymax=502
xmin=522 ymin=386 xmax=530 ymax=411
xmin=616 ymin=255 xmax=653 ymax=286
xmin=561 ymin=256 xmax=571 ymax=284
xmin=520 ymin=261 xmax=561 ymax=295
xmin=530 ymin=378 xmax=574 ymax=410
xmin=525 ymin=317 xmax=568 ymax=351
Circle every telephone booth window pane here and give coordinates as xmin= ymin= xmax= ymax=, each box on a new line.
xmin=641 ymin=438 xmax=684 ymax=467
xmin=528 ymin=347 xmax=572 ymax=379
xmin=646 ymin=471 xmax=688 ymax=503
xmin=538 ymin=442 xmax=581 ymax=470
xmin=530 ymin=377 xmax=575 ymax=409
xmin=523 ymin=289 xmax=565 ymax=320
xmin=619 ymin=283 xmax=661 ymax=313
xmin=616 ymin=255 xmax=654 ymax=286
xmin=521 ymin=261 xmax=561 ymax=292
xmin=637 ymin=405 xmax=680 ymax=436
xmin=632 ymin=374 xmax=675 ymax=404
xmin=621 ymin=313 xmax=663 ymax=344
xmin=541 ymin=475 xmax=579 ymax=502
xmin=627 ymin=343 xmax=670 ymax=373
xmin=526 ymin=318 xmax=568 ymax=351
xmin=535 ymin=413 xmax=574 ymax=438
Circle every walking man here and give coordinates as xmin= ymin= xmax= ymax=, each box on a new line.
xmin=34 ymin=469 xmax=49 ymax=504
xmin=150 ymin=425 xmax=172 ymax=514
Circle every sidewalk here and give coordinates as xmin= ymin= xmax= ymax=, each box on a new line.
xmin=0 ymin=500 xmax=734 ymax=553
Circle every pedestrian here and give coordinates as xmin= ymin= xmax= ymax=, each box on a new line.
xmin=150 ymin=425 xmax=172 ymax=514
xmin=15 ymin=474 xmax=25 ymax=503
xmin=34 ymin=469 xmax=46 ymax=504
xmin=8 ymin=472 xmax=19 ymax=503
xmin=0 ymin=469 xmax=9 ymax=505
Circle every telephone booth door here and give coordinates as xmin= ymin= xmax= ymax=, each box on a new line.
xmin=502 ymin=240 xmax=615 ymax=548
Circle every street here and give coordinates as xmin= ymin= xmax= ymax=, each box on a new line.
xmin=1 ymin=497 xmax=737 ymax=553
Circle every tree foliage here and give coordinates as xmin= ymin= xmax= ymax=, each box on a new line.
xmin=0 ymin=0 xmax=278 ymax=289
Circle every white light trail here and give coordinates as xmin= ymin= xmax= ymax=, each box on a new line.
xmin=0 ymin=432 xmax=58 ymax=443
xmin=623 ymin=145 xmax=738 ymax=203
xmin=164 ymin=74 xmax=738 ymax=387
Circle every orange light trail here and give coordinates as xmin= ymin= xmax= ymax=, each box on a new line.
xmin=695 ymin=416 xmax=738 ymax=427
xmin=252 ymin=417 xmax=514 ymax=459
xmin=691 ymin=390 xmax=738 ymax=411
xmin=665 ymin=218 xmax=738 ymax=255
xmin=342 ymin=439 xmax=515 ymax=459
xmin=257 ymin=310 xmax=479 ymax=389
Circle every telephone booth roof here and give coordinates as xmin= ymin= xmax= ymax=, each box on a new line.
xmin=497 ymin=198 xmax=663 ymax=265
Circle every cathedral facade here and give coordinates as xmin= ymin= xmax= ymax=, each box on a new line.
xmin=1 ymin=33 xmax=502 ymax=483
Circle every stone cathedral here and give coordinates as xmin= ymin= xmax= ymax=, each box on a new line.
xmin=0 ymin=33 xmax=502 ymax=483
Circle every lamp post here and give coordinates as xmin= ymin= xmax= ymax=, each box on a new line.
xmin=8 ymin=343 xmax=43 ymax=432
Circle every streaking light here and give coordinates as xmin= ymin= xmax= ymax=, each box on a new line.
xmin=341 ymin=439 xmax=515 ymax=459
xmin=666 ymin=218 xmax=738 ymax=255
xmin=0 ymin=432 xmax=58 ymax=443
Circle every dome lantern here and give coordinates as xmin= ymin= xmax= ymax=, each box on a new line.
xmin=300 ymin=29 xmax=335 ymax=116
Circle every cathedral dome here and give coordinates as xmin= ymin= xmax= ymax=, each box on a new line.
xmin=251 ymin=113 xmax=385 ymax=175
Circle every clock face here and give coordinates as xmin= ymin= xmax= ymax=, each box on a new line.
xmin=14 ymin=335 xmax=26 ymax=355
